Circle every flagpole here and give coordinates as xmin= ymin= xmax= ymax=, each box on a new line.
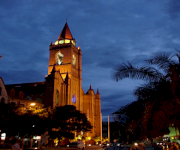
xmin=108 ymin=115 xmax=110 ymax=142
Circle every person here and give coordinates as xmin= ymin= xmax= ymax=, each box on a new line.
xmin=12 ymin=139 xmax=20 ymax=150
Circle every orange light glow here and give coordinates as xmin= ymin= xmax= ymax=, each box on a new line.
xmin=30 ymin=103 xmax=36 ymax=106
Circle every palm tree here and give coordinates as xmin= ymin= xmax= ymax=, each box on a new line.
xmin=112 ymin=51 xmax=180 ymax=96
xmin=112 ymin=51 xmax=180 ymax=139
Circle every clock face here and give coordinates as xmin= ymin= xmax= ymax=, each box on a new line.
xmin=72 ymin=54 xmax=76 ymax=66
xmin=72 ymin=94 xmax=76 ymax=104
xmin=56 ymin=52 xmax=64 ymax=65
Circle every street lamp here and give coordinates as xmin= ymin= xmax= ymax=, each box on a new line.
xmin=30 ymin=103 xmax=36 ymax=106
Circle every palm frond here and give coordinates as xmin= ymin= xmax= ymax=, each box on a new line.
xmin=145 ymin=52 xmax=175 ymax=69
xmin=111 ymin=62 xmax=163 ymax=81
xmin=174 ymin=49 xmax=180 ymax=64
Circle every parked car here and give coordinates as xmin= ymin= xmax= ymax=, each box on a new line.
xmin=0 ymin=144 xmax=12 ymax=150
xmin=104 ymin=143 xmax=123 ymax=150
xmin=67 ymin=141 xmax=85 ymax=149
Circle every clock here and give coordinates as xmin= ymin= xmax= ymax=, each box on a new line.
xmin=72 ymin=54 xmax=76 ymax=66
xmin=72 ymin=94 xmax=76 ymax=104
xmin=56 ymin=52 xmax=64 ymax=65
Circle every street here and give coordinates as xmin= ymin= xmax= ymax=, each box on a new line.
xmin=43 ymin=145 xmax=103 ymax=150
xmin=43 ymin=145 xmax=156 ymax=150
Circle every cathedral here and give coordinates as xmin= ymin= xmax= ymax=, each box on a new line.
xmin=5 ymin=22 xmax=102 ymax=140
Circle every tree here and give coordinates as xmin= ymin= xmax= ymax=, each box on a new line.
xmin=0 ymin=102 xmax=49 ymax=139
xmin=112 ymin=51 xmax=180 ymax=139
xmin=48 ymin=105 xmax=92 ymax=140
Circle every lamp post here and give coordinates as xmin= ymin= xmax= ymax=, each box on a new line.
xmin=101 ymin=113 xmax=102 ymax=145
xmin=108 ymin=115 xmax=110 ymax=142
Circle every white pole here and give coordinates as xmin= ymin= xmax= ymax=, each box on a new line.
xmin=108 ymin=115 xmax=110 ymax=142
xmin=101 ymin=113 xmax=102 ymax=145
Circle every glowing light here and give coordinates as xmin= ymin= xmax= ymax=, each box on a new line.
xmin=77 ymin=135 xmax=82 ymax=140
xmin=55 ymin=41 xmax=58 ymax=45
xmin=71 ymin=40 xmax=76 ymax=46
xmin=33 ymin=136 xmax=41 ymax=140
xmin=65 ymin=39 xmax=70 ymax=43
xmin=30 ymin=103 xmax=36 ymax=106
xmin=72 ymin=94 xmax=76 ymax=104
xmin=72 ymin=54 xmax=76 ymax=66
xmin=54 ymin=138 xmax=59 ymax=146
xmin=87 ymin=137 xmax=91 ymax=140
xmin=59 ymin=40 xmax=64 ymax=44
xmin=78 ymin=46 xmax=80 ymax=50
xmin=1 ymin=133 xmax=6 ymax=140
xmin=134 ymin=143 xmax=138 ymax=146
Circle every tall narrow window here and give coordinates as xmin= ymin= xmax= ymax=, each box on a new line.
xmin=56 ymin=90 xmax=59 ymax=106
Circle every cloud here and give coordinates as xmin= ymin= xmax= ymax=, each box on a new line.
xmin=167 ymin=0 xmax=180 ymax=19
xmin=1 ymin=0 xmax=180 ymax=122
xmin=0 ymin=70 xmax=45 ymax=85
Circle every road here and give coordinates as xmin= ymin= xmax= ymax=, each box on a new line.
xmin=43 ymin=145 xmax=155 ymax=150
xmin=44 ymin=145 xmax=103 ymax=150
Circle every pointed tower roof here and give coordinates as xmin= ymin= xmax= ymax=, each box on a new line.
xmin=65 ymin=72 xmax=69 ymax=84
xmin=66 ymin=72 xmax=69 ymax=79
xmin=58 ymin=22 xmax=73 ymax=40
xmin=50 ymin=41 xmax=53 ymax=46
xmin=51 ymin=65 xmax=56 ymax=73
xmin=96 ymin=88 xmax=100 ymax=94
xmin=89 ymin=84 xmax=92 ymax=90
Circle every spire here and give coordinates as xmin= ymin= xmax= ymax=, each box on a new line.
xmin=66 ymin=72 xmax=69 ymax=78
xmin=89 ymin=84 xmax=92 ymax=90
xmin=65 ymin=72 xmax=69 ymax=83
xmin=50 ymin=41 xmax=53 ymax=46
xmin=51 ymin=65 xmax=56 ymax=74
xmin=97 ymin=88 xmax=100 ymax=94
xmin=58 ymin=22 xmax=73 ymax=40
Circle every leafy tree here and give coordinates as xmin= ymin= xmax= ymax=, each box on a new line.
xmin=0 ymin=103 xmax=49 ymax=139
xmin=48 ymin=105 xmax=92 ymax=140
xmin=112 ymin=51 xmax=180 ymax=139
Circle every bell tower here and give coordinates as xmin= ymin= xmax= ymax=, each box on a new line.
xmin=48 ymin=22 xmax=82 ymax=110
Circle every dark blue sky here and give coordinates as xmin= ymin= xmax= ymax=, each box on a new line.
xmin=0 ymin=0 xmax=180 ymax=121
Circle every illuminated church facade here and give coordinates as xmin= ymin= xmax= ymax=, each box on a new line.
xmin=45 ymin=22 xmax=102 ymax=138
xmin=5 ymin=22 xmax=102 ymax=139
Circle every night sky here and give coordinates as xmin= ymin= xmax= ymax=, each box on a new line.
xmin=0 ymin=0 xmax=180 ymax=121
